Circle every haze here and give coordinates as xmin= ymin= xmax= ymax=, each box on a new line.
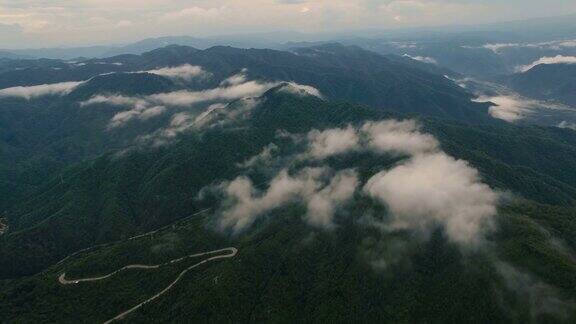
xmin=2 ymin=0 xmax=576 ymax=48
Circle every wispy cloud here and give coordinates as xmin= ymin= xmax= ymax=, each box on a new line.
xmin=144 ymin=64 xmax=211 ymax=81
xmin=304 ymin=120 xmax=438 ymax=159
xmin=215 ymin=119 xmax=498 ymax=246
xmin=278 ymin=82 xmax=324 ymax=98
xmin=516 ymin=55 xmax=576 ymax=73
xmin=473 ymin=94 xmax=567 ymax=122
xmin=402 ymin=54 xmax=437 ymax=65
xmin=0 ymin=81 xmax=84 ymax=99
xmin=473 ymin=95 xmax=534 ymax=122
xmin=364 ymin=152 xmax=497 ymax=246
xmin=559 ymin=121 xmax=576 ymax=130
xmin=81 ymin=77 xmax=277 ymax=128
xmin=217 ymin=167 xmax=359 ymax=233
xmin=476 ymin=40 xmax=576 ymax=54
xmin=82 ymin=70 xmax=321 ymax=130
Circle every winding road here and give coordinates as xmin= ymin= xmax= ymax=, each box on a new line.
xmin=59 ymin=247 xmax=238 ymax=323
xmin=50 ymin=208 xmax=212 ymax=271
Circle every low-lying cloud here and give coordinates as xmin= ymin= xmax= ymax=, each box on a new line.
xmin=364 ymin=152 xmax=497 ymax=246
xmin=144 ymin=64 xmax=211 ymax=81
xmin=559 ymin=121 xmax=576 ymax=131
xmin=403 ymin=54 xmax=438 ymax=65
xmin=473 ymin=95 xmax=534 ymax=122
xmin=304 ymin=120 xmax=438 ymax=159
xmin=218 ymin=167 xmax=358 ymax=233
xmin=0 ymin=81 xmax=84 ymax=100
xmin=82 ymin=78 xmax=278 ymax=128
xmin=516 ymin=55 xmax=576 ymax=73
xmin=137 ymin=98 xmax=260 ymax=147
xmin=306 ymin=125 xmax=360 ymax=159
xmin=473 ymin=94 xmax=568 ymax=123
xmin=477 ymin=40 xmax=576 ymax=54
xmin=215 ymin=119 xmax=498 ymax=246
xmin=279 ymin=82 xmax=324 ymax=98
xmin=82 ymin=71 xmax=321 ymax=130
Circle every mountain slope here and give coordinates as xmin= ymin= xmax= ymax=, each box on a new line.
xmin=1 ymin=89 xmax=576 ymax=279
xmin=505 ymin=64 xmax=576 ymax=107
xmin=0 ymin=44 xmax=492 ymax=122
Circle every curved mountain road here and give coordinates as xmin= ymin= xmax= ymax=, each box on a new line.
xmin=49 ymin=208 xmax=212 ymax=272
xmin=58 ymin=247 xmax=238 ymax=323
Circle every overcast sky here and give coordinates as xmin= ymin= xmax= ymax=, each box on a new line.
xmin=1 ymin=0 xmax=576 ymax=48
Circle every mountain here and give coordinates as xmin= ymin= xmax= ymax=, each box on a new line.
xmin=2 ymin=88 xmax=576 ymax=278
xmin=0 ymin=44 xmax=496 ymax=211
xmin=103 ymin=35 xmax=284 ymax=57
xmin=505 ymin=64 xmax=576 ymax=107
xmin=0 ymin=51 xmax=31 ymax=60
xmin=3 ymin=42 xmax=576 ymax=322
xmin=0 ymin=46 xmax=115 ymax=60
xmin=135 ymin=44 xmax=494 ymax=123
xmin=1 ymin=88 xmax=576 ymax=322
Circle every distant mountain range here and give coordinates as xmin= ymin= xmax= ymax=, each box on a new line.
xmin=2 ymin=13 xmax=576 ymax=61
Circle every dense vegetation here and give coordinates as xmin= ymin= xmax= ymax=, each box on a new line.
xmin=1 ymin=44 xmax=576 ymax=323
xmin=505 ymin=64 xmax=576 ymax=107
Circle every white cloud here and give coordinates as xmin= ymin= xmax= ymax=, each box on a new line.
xmin=109 ymin=105 xmax=166 ymax=128
xmin=147 ymin=80 xmax=277 ymax=107
xmin=473 ymin=95 xmax=533 ymax=122
xmin=558 ymin=121 xmax=576 ymax=131
xmin=479 ymin=40 xmax=576 ymax=54
xmin=217 ymin=167 xmax=358 ymax=233
xmin=82 ymin=70 xmax=320 ymax=131
xmin=516 ymin=55 xmax=576 ymax=73
xmin=364 ymin=152 xmax=497 ymax=246
xmin=362 ymin=120 xmax=438 ymax=156
xmin=81 ymin=74 xmax=278 ymax=128
xmin=305 ymin=169 xmax=359 ymax=228
xmin=136 ymin=98 xmax=261 ymax=147
xmin=306 ymin=125 xmax=360 ymax=159
xmin=278 ymin=82 xmax=323 ymax=98
xmin=473 ymin=94 xmax=568 ymax=123
xmin=220 ymin=69 xmax=248 ymax=86
xmin=304 ymin=120 xmax=438 ymax=159
xmin=402 ymin=54 xmax=437 ymax=65
xmin=144 ymin=64 xmax=210 ymax=82
xmin=238 ymin=143 xmax=279 ymax=168
xmin=301 ymin=120 xmax=498 ymax=246
xmin=213 ymin=118 xmax=498 ymax=246
xmin=0 ymin=81 xmax=84 ymax=99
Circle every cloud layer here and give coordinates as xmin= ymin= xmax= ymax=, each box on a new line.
xmin=144 ymin=64 xmax=210 ymax=81
xmin=81 ymin=76 xmax=279 ymax=128
xmin=479 ymin=40 xmax=576 ymax=54
xmin=364 ymin=152 xmax=497 ymax=246
xmin=82 ymin=70 xmax=322 ymax=130
xmin=0 ymin=81 xmax=84 ymax=99
xmin=473 ymin=94 xmax=568 ymax=123
xmin=516 ymin=55 xmax=576 ymax=73
xmin=218 ymin=167 xmax=358 ymax=233
xmin=402 ymin=54 xmax=438 ymax=65
xmin=215 ymin=119 xmax=498 ymax=246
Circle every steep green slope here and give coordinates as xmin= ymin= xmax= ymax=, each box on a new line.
xmin=1 ymin=90 xmax=576 ymax=279
xmin=2 ymin=199 xmax=575 ymax=323
xmin=0 ymin=44 xmax=493 ymax=213
xmin=0 ymin=43 xmax=492 ymax=121
xmin=505 ymin=64 xmax=576 ymax=107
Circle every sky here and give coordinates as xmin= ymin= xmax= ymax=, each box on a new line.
xmin=1 ymin=0 xmax=576 ymax=48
